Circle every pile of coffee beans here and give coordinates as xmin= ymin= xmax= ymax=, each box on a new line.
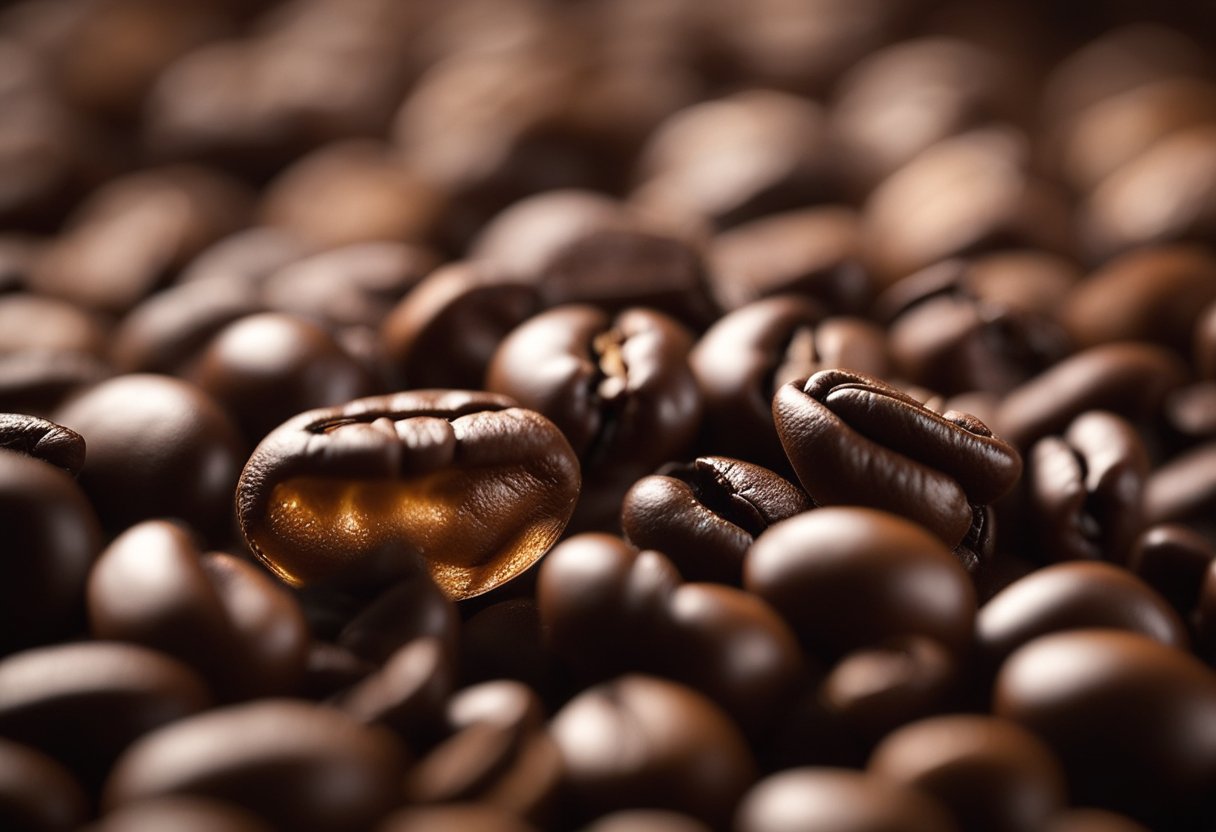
xmin=3 ymin=0 xmax=1216 ymax=830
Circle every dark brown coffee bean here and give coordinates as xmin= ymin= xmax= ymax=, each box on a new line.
xmin=868 ymin=715 xmax=1066 ymax=832
xmin=995 ymin=630 xmax=1216 ymax=826
xmin=1128 ymin=523 xmax=1216 ymax=616
xmin=378 ymin=805 xmax=538 ymax=832
xmin=0 ymin=738 xmax=88 ymax=832
xmin=110 ymin=279 xmax=263 ymax=376
xmin=447 ymin=680 xmax=546 ymax=737
xmin=1023 ymin=411 xmax=1149 ymax=564
xmin=54 ymin=374 xmax=244 ymax=539
xmin=745 ymin=508 xmax=976 ymax=661
xmin=876 ymin=259 xmax=1071 ymax=396
xmin=621 ymin=456 xmax=808 ymax=584
xmin=1060 ymin=245 xmax=1216 ymax=354
xmin=821 ymin=636 xmax=958 ymax=745
xmin=1165 ymin=380 xmax=1216 ymax=440
xmin=831 ymin=37 xmax=1032 ymax=195
xmin=773 ymin=370 xmax=1021 ymax=549
xmin=0 ymin=293 xmax=108 ymax=358
xmin=29 ymin=166 xmax=251 ymax=314
xmin=0 ymin=350 xmax=111 ymax=416
xmin=1144 ymin=440 xmax=1216 ymax=531
xmin=176 ymin=227 xmax=310 ymax=287
xmin=706 ymin=207 xmax=871 ymax=314
xmin=299 ymin=641 xmax=375 ymax=701
xmin=237 ymin=390 xmax=580 ymax=598
xmin=104 ymin=699 xmax=406 ymax=832
xmin=977 ymin=562 xmax=1187 ymax=671
xmin=87 ymin=520 xmax=309 ymax=700
xmin=380 ymin=261 xmax=541 ymax=390
xmin=0 ymin=413 xmax=85 ymax=473
xmin=84 ymin=797 xmax=272 ymax=832
xmin=332 ymin=637 xmax=454 ymax=749
xmin=691 ymin=296 xmax=888 ymax=469
xmin=961 ymin=250 xmax=1081 ymax=316
xmin=735 ymin=768 xmax=957 ymax=832
xmin=631 ymin=90 xmax=838 ymax=233
xmin=337 ymin=575 xmax=460 ymax=666
xmin=259 ymin=140 xmax=444 ymax=250
xmin=995 ymin=342 xmax=1189 ymax=450
xmin=1046 ymin=809 xmax=1151 ymax=832
xmin=0 ymin=448 xmax=101 ymax=652
xmin=194 ymin=312 xmax=377 ymax=444
xmin=863 ymin=128 xmax=1071 ymax=285
xmin=0 ymin=642 xmax=211 ymax=786
xmin=1081 ymin=125 xmax=1216 ymax=260
xmin=550 ymin=675 xmax=756 ymax=828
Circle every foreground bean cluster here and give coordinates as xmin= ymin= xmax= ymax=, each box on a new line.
xmin=3 ymin=1 xmax=1216 ymax=830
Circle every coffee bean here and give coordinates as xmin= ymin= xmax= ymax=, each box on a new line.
xmin=237 ymin=390 xmax=580 ymax=597
xmin=1128 ymin=523 xmax=1216 ymax=616
xmin=0 ymin=738 xmax=88 ymax=832
xmin=0 ymin=413 xmax=85 ymax=473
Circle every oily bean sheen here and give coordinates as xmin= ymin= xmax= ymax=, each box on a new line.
xmin=1128 ymin=524 xmax=1216 ymax=615
xmin=0 ymin=413 xmax=85 ymax=474
xmin=87 ymin=520 xmax=309 ymax=700
xmin=773 ymin=370 xmax=1021 ymax=549
xmin=550 ymin=675 xmax=756 ymax=828
xmin=735 ymin=768 xmax=958 ymax=832
xmin=868 ymin=716 xmax=1067 ymax=832
xmin=0 ymin=448 xmax=101 ymax=652
xmin=104 ymin=699 xmax=406 ymax=832
xmin=621 ymin=456 xmax=809 ymax=584
xmin=995 ymin=630 xmax=1216 ymax=826
xmin=237 ymin=390 xmax=580 ymax=599
xmin=0 ymin=642 xmax=211 ymax=786
xmin=745 ymin=508 xmax=976 ymax=661
xmin=976 ymin=562 xmax=1187 ymax=670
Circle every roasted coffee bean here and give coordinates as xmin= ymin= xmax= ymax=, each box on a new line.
xmin=868 ymin=715 xmax=1067 ymax=832
xmin=0 ymin=350 xmax=111 ymax=416
xmin=1143 ymin=440 xmax=1216 ymax=532
xmin=830 ymin=37 xmax=1032 ymax=195
xmin=735 ymin=768 xmax=958 ymax=832
xmin=875 ymin=259 xmax=1071 ymax=396
xmin=621 ymin=456 xmax=809 ymax=584
xmin=0 ymin=293 xmax=108 ymax=358
xmin=1081 ymin=125 xmax=1216 ymax=260
xmin=486 ymin=305 xmax=700 ymax=529
xmin=54 ymin=374 xmax=244 ymax=538
xmin=0 ymin=447 xmax=101 ymax=652
xmin=960 ymin=250 xmax=1081 ymax=316
xmin=337 ymin=575 xmax=460 ymax=666
xmin=550 ymin=675 xmax=756 ymax=827
xmin=0 ymin=642 xmax=211 ymax=786
xmin=1046 ymin=809 xmax=1151 ymax=832
xmin=259 ymin=140 xmax=444 ymax=250
xmin=29 ymin=166 xmax=251 ymax=314
xmin=104 ymin=699 xmax=406 ymax=832
xmin=176 ymin=227 xmax=310 ymax=287
xmin=110 ymin=279 xmax=263 ymax=376
xmin=580 ymin=810 xmax=710 ymax=832
xmin=995 ymin=342 xmax=1189 ymax=450
xmin=631 ymin=90 xmax=839 ymax=233
xmin=84 ymin=797 xmax=272 ymax=832
xmin=820 ymin=636 xmax=958 ymax=745
xmin=1060 ymin=245 xmax=1216 ymax=355
xmin=0 ymin=738 xmax=88 ymax=832
xmin=1022 ymin=411 xmax=1149 ymax=564
xmin=995 ymin=630 xmax=1216 ymax=826
xmin=863 ymin=128 xmax=1071 ymax=285
xmin=87 ymin=520 xmax=309 ymax=700
xmin=691 ymin=296 xmax=887 ymax=469
xmin=0 ymin=413 xmax=85 ymax=473
xmin=705 ymin=206 xmax=871 ymax=314
xmin=976 ymin=562 xmax=1187 ymax=671
xmin=299 ymin=641 xmax=375 ymax=701
xmin=1165 ymin=380 xmax=1216 ymax=440
xmin=1128 ymin=523 xmax=1216 ymax=616
xmin=332 ymin=637 xmax=454 ymax=749
xmin=237 ymin=390 xmax=580 ymax=598
xmin=378 ymin=805 xmax=538 ymax=832
xmin=773 ymin=370 xmax=1021 ymax=550
xmin=380 ymin=261 xmax=541 ymax=390
xmin=746 ymin=508 xmax=975 ymax=661
xmin=194 ymin=312 xmax=377 ymax=444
